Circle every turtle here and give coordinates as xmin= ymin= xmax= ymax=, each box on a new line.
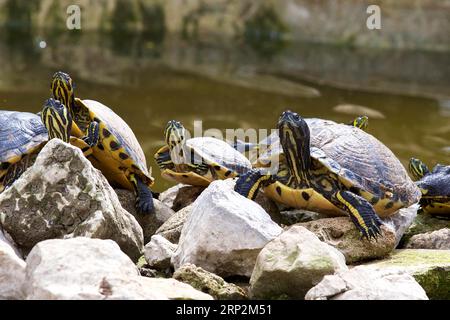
xmin=248 ymin=115 xmax=369 ymax=168
xmin=0 ymin=99 xmax=96 ymax=192
xmin=409 ymin=158 xmax=450 ymax=215
xmin=231 ymin=115 xmax=368 ymax=161
xmin=235 ymin=110 xmax=421 ymax=239
xmin=154 ymin=120 xmax=252 ymax=186
xmin=50 ymin=71 xmax=155 ymax=213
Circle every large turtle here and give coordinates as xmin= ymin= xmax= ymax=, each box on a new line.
xmin=49 ymin=71 xmax=155 ymax=213
xmin=409 ymin=158 xmax=450 ymax=215
xmin=235 ymin=110 xmax=421 ymax=239
xmin=154 ymin=120 xmax=252 ymax=186
xmin=253 ymin=115 xmax=368 ymax=166
xmin=0 ymin=99 xmax=95 ymax=192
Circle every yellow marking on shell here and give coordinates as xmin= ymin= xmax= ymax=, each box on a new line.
xmin=336 ymin=192 xmax=369 ymax=235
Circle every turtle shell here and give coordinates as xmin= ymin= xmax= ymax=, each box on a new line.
xmin=0 ymin=111 xmax=47 ymax=164
xmin=76 ymin=99 xmax=153 ymax=188
xmin=258 ymin=118 xmax=420 ymax=217
xmin=158 ymin=137 xmax=252 ymax=186
xmin=187 ymin=137 xmax=252 ymax=175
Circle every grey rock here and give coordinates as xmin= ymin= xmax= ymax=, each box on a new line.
xmin=250 ymin=226 xmax=347 ymax=299
xmin=383 ymin=204 xmax=419 ymax=247
xmin=155 ymin=204 xmax=194 ymax=244
xmin=305 ymin=266 xmax=428 ymax=300
xmin=172 ymin=180 xmax=282 ymax=277
xmin=300 ymin=217 xmax=396 ymax=264
xmin=0 ymin=140 xmax=144 ymax=261
xmin=400 ymin=213 xmax=450 ymax=246
xmin=116 ymin=189 xmax=175 ymax=244
xmin=173 ymin=264 xmax=247 ymax=300
xmin=144 ymin=235 xmax=177 ymax=270
xmin=405 ymin=228 xmax=450 ymax=250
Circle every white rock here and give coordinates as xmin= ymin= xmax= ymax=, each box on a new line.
xmin=159 ymin=184 xmax=185 ymax=208
xmin=250 ymin=226 xmax=348 ymax=299
xmin=0 ymin=229 xmax=26 ymax=299
xmin=172 ymin=180 xmax=282 ymax=277
xmin=155 ymin=204 xmax=193 ymax=243
xmin=383 ymin=204 xmax=419 ymax=247
xmin=24 ymin=237 xmax=211 ymax=300
xmin=305 ymin=266 xmax=428 ymax=300
xmin=0 ymin=140 xmax=144 ymax=261
xmin=144 ymin=235 xmax=177 ymax=269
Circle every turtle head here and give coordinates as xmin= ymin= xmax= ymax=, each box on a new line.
xmin=409 ymin=157 xmax=430 ymax=181
xmin=352 ymin=115 xmax=369 ymax=130
xmin=164 ymin=120 xmax=188 ymax=165
xmin=51 ymin=71 xmax=75 ymax=112
xmin=41 ymin=98 xmax=73 ymax=143
xmin=164 ymin=120 xmax=186 ymax=149
xmin=278 ymin=110 xmax=311 ymax=182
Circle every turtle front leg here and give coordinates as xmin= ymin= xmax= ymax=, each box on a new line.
xmin=333 ymin=190 xmax=384 ymax=240
xmin=130 ymin=173 xmax=155 ymax=214
xmin=234 ymin=169 xmax=273 ymax=200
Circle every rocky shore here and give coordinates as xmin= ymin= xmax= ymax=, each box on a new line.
xmin=1 ymin=140 xmax=449 ymax=300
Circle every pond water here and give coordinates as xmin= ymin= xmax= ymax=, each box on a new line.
xmin=1 ymin=29 xmax=449 ymax=191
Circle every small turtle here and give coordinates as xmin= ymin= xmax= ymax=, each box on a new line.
xmin=154 ymin=120 xmax=252 ymax=186
xmin=235 ymin=111 xmax=420 ymax=239
xmin=0 ymin=99 xmax=95 ymax=192
xmin=409 ymin=158 xmax=450 ymax=215
xmin=49 ymin=71 xmax=155 ymax=213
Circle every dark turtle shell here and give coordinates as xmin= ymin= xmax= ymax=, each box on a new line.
xmin=0 ymin=111 xmax=47 ymax=163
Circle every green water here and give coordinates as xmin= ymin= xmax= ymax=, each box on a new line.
xmin=0 ymin=30 xmax=449 ymax=192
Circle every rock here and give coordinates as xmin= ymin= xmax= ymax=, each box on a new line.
xmin=116 ymin=189 xmax=175 ymax=244
xmin=0 ymin=140 xmax=144 ymax=261
xmin=280 ymin=209 xmax=330 ymax=225
xmin=0 ymin=228 xmax=22 ymax=258
xmin=173 ymin=264 xmax=247 ymax=300
xmin=23 ymin=237 xmax=211 ymax=300
xmin=158 ymin=184 xmax=205 ymax=211
xmin=144 ymin=235 xmax=177 ymax=270
xmin=172 ymin=180 xmax=282 ymax=277
xmin=300 ymin=217 xmax=396 ymax=264
xmin=250 ymin=226 xmax=347 ymax=299
xmin=172 ymin=186 xmax=205 ymax=212
xmin=361 ymin=249 xmax=450 ymax=300
xmin=383 ymin=204 xmax=419 ymax=247
xmin=405 ymin=228 xmax=450 ymax=250
xmin=305 ymin=266 xmax=428 ymax=300
xmin=159 ymin=184 xmax=185 ymax=208
xmin=0 ymin=229 xmax=26 ymax=299
xmin=156 ymin=204 xmax=193 ymax=243
xmin=254 ymin=192 xmax=282 ymax=224
xmin=400 ymin=213 xmax=450 ymax=246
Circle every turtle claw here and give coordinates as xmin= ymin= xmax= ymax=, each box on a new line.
xmin=136 ymin=196 xmax=154 ymax=214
